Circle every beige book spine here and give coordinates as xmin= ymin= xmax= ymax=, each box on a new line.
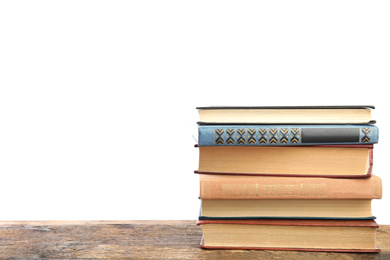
xmin=199 ymin=174 xmax=382 ymax=199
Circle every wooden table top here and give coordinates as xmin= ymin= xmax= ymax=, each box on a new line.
xmin=0 ymin=220 xmax=388 ymax=259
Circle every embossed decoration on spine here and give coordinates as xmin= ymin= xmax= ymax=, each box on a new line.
xmin=248 ymin=129 xmax=256 ymax=144
xmin=220 ymin=183 xmax=327 ymax=198
xmin=237 ymin=129 xmax=246 ymax=144
xmin=213 ymin=127 xmax=302 ymax=145
xmin=215 ymin=129 xmax=224 ymax=144
xmin=280 ymin=128 xmax=289 ymax=143
xmin=226 ymin=129 xmax=235 ymax=144
xmin=361 ymin=127 xmax=371 ymax=143
xmin=259 ymin=129 xmax=268 ymax=144
xmin=269 ymin=128 xmax=278 ymax=143
xmin=291 ymin=128 xmax=300 ymax=143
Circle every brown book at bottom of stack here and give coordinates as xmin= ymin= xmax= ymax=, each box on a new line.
xmin=197 ymin=219 xmax=380 ymax=252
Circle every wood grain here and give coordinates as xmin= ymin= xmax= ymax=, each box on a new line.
xmin=0 ymin=220 xmax=388 ymax=259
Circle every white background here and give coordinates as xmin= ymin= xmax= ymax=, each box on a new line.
xmin=0 ymin=1 xmax=389 ymax=223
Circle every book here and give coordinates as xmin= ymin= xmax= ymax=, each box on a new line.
xmin=196 ymin=145 xmax=373 ymax=177
xmin=199 ymin=199 xmax=376 ymax=219
xmin=197 ymin=219 xmax=380 ymax=252
xmin=197 ymin=105 xmax=375 ymax=125
xmin=197 ymin=124 xmax=378 ymax=146
xmin=199 ymin=174 xmax=382 ymax=200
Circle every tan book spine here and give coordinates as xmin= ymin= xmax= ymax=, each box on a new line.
xmin=198 ymin=146 xmax=372 ymax=176
xmin=199 ymin=174 xmax=382 ymax=199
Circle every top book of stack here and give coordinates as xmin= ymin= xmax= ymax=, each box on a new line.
xmin=197 ymin=106 xmax=376 ymax=125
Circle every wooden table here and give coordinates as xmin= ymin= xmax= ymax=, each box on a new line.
xmin=0 ymin=220 xmax=388 ymax=259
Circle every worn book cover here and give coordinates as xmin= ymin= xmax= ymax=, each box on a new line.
xmin=199 ymin=174 xmax=382 ymax=200
xmin=198 ymin=199 xmax=377 ymax=220
xmin=197 ymin=125 xmax=378 ymax=146
xmin=196 ymin=145 xmax=374 ymax=178
xmin=197 ymin=219 xmax=380 ymax=252
xmin=197 ymin=105 xmax=376 ymax=124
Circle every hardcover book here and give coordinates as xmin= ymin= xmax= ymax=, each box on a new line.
xmin=197 ymin=219 xmax=380 ymax=252
xmin=197 ymin=105 xmax=375 ymax=125
xmin=199 ymin=174 xmax=382 ymax=200
xmin=199 ymin=199 xmax=376 ymax=219
xmin=197 ymin=125 xmax=378 ymax=146
xmin=196 ymin=145 xmax=373 ymax=177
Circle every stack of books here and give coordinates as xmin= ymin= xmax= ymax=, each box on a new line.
xmin=195 ymin=106 xmax=382 ymax=252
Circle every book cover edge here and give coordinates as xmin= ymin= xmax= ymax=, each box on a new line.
xmin=199 ymin=241 xmax=381 ymax=253
xmin=198 ymin=216 xmax=377 ymax=220
xmin=196 ymin=105 xmax=376 ymax=110
xmin=196 ymin=219 xmax=379 ymax=227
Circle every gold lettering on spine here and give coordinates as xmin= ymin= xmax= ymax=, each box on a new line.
xmin=221 ymin=184 xmax=257 ymax=197
xmin=259 ymin=183 xmax=327 ymax=197
xmin=301 ymin=183 xmax=327 ymax=196
xmin=218 ymin=183 xmax=327 ymax=198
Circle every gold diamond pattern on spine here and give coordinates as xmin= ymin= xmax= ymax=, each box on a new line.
xmin=226 ymin=129 xmax=235 ymax=144
xmin=237 ymin=129 xmax=246 ymax=144
xmin=280 ymin=128 xmax=289 ymax=143
xmin=291 ymin=128 xmax=299 ymax=135
xmin=291 ymin=128 xmax=300 ymax=143
xmin=215 ymin=129 xmax=224 ymax=144
xmin=248 ymin=129 xmax=256 ymax=144
xmin=361 ymin=127 xmax=371 ymax=143
xmin=269 ymin=128 xmax=278 ymax=143
xmin=214 ymin=127 xmax=304 ymax=145
xmin=259 ymin=128 xmax=268 ymax=144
